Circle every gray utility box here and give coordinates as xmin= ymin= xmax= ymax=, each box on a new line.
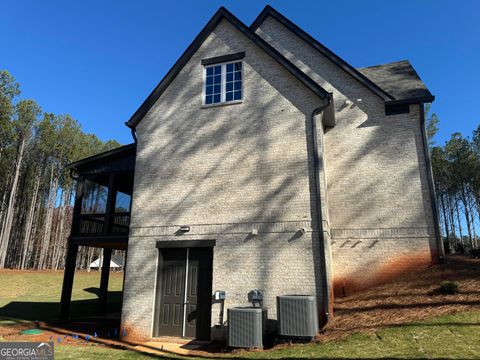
xmin=277 ymin=295 xmax=319 ymax=339
xmin=228 ymin=307 xmax=267 ymax=348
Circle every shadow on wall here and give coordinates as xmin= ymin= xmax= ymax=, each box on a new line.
xmin=259 ymin=4 xmax=439 ymax=294
xmin=124 ymin=19 xmax=437 ymax=339
xmin=124 ymin=19 xmax=330 ymax=337
xmin=327 ymin=100 xmax=437 ymax=296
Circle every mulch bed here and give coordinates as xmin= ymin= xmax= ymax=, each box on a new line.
xmin=316 ymin=255 xmax=480 ymax=343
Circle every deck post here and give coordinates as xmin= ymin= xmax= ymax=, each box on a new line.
xmin=60 ymin=176 xmax=83 ymax=320
xmin=60 ymin=242 xmax=78 ymax=320
xmin=98 ymin=247 xmax=112 ymax=315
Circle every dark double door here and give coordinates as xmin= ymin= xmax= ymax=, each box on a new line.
xmin=155 ymin=247 xmax=213 ymax=340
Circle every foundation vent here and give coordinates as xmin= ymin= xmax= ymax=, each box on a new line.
xmin=277 ymin=295 xmax=318 ymax=339
xmin=228 ymin=307 xmax=267 ymax=348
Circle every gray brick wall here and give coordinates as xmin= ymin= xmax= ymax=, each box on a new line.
xmin=256 ymin=16 xmax=438 ymax=295
xmin=121 ymin=13 xmax=438 ymax=342
xmin=121 ymin=19 xmax=328 ymax=341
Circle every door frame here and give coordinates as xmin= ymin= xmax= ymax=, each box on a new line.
xmin=153 ymin=240 xmax=215 ymax=339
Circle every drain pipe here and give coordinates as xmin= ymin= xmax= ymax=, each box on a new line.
xmin=310 ymin=95 xmax=332 ymax=328
xmin=130 ymin=127 xmax=138 ymax=143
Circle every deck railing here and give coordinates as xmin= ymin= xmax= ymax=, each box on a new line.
xmin=76 ymin=213 xmax=130 ymax=236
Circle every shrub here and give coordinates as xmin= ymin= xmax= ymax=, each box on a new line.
xmin=439 ymin=281 xmax=459 ymax=295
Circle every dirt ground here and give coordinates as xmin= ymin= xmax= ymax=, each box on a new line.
xmin=0 ymin=255 xmax=479 ymax=355
xmin=317 ymin=255 xmax=480 ymax=343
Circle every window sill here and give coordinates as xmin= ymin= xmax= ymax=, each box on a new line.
xmin=201 ymin=100 xmax=243 ymax=109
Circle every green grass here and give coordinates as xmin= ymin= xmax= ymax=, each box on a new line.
xmin=44 ymin=310 xmax=480 ymax=359
xmin=1 ymin=271 xmax=479 ymax=359
xmin=242 ymin=310 xmax=480 ymax=359
xmin=0 ymin=270 xmax=124 ymax=325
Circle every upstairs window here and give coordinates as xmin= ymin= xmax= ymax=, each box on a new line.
xmin=204 ymin=61 xmax=242 ymax=105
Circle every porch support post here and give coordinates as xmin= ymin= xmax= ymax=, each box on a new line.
xmin=60 ymin=175 xmax=83 ymax=320
xmin=98 ymin=247 xmax=112 ymax=315
xmin=60 ymin=242 xmax=78 ymax=320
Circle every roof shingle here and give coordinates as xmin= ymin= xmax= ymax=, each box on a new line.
xmin=357 ymin=60 xmax=433 ymax=101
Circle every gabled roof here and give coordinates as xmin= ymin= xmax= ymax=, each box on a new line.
xmin=250 ymin=6 xmax=395 ymax=102
xmin=126 ymin=7 xmax=331 ymax=129
xmin=357 ymin=60 xmax=434 ymax=103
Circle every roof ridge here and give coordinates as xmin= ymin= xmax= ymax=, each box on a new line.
xmin=358 ymin=59 xmax=411 ymax=70
xmin=125 ymin=6 xmax=330 ymax=129
xmin=250 ymin=5 xmax=396 ymax=101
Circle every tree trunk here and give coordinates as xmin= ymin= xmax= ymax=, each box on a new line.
xmin=440 ymin=193 xmax=450 ymax=253
xmin=455 ymin=201 xmax=464 ymax=253
xmin=20 ymin=172 xmax=41 ymax=269
xmin=461 ymin=186 xmax=473 ymax=250
xmin=448 ymin=197 xmax=457 ymax=245
xmin=0 ymin=137 xmax=26 ymax=268
xmin=38 ymin=165 xmax=59 ymax=270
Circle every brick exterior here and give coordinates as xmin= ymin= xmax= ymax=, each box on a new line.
xmin=121 ymin=19 xmax=328 ymax=341
xmin=120 ymin=13 xmax=438 ymax=342
xmin=256 ymin=16 xmax=438 ymax=296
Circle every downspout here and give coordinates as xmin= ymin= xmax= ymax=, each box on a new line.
xmin=310 ymin=94 xmax=332 ymax=328
xmin=130 ymin=126 xmax=138 ymax=143
xmin=419 ymin=103 xmax=445 ymax=262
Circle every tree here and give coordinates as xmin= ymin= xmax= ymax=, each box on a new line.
xmin=425 ymin=103 xmax=439 ymax=148
xmin=0 ymin=99 xmax=41 ymax=267
xmin=0 ymin=68 xmax=123 ymax=270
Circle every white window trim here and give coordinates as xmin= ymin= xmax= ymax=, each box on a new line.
xmin=203 ymin=61 xmax=243 ymax=106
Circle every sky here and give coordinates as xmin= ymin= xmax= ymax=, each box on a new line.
xmin=1 ymin=0 xmax=479 ymax=146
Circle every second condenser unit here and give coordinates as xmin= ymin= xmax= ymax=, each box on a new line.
xmin=277 ymin=295 xmax=319 ymax=339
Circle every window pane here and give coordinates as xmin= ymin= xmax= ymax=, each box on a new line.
xmin=81 ymin=179 xmax=108 ymax=214
xmin=204 ymin=62 xmax=242 ymax=104
xmin=115 ymin=191 xmax=131 ymax=213
xmin=234 ymin=90 xmax=242 ymax=100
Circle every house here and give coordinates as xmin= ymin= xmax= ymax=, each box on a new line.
xmin=89 ymin=254 xmax=124 ymax=270
xmin=60 ymin=6 xmax=443 ymax=342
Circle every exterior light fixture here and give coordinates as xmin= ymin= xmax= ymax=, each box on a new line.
xmin=179 ymin=225 xmax=190 ymax=233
